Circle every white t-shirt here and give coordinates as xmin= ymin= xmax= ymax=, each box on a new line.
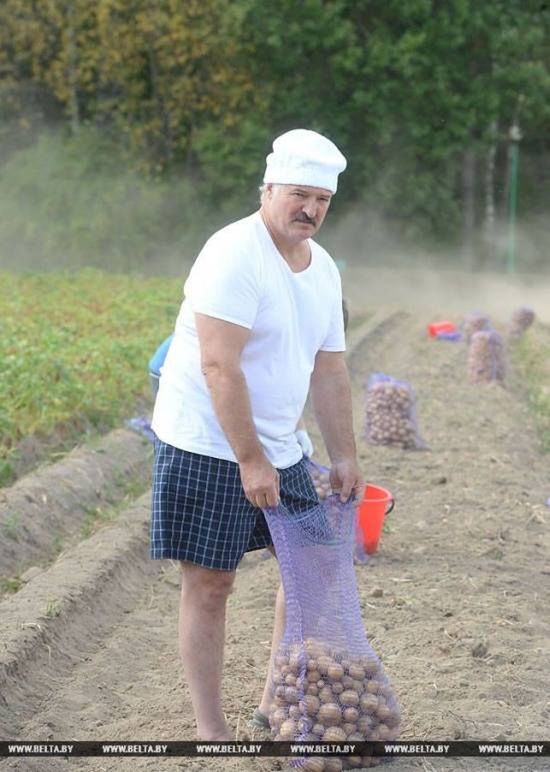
xmin=152 ymin=211 xmax=345 ymax=469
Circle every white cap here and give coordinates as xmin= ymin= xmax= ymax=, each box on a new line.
xmin=263 ymin=129 xmax=347 ymax=194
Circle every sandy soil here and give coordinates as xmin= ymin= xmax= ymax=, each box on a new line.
xmin=0 ymin=429 xmax=152 ymax=589
xmin=2 ymin=309 xmax=549 ymax=772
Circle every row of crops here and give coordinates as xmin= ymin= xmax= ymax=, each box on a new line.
xmin=0 ymin=269 xmax=181 ymax=485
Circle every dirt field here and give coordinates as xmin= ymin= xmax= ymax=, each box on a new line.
xmin=1 ymin=308 xmax=549 ymax=772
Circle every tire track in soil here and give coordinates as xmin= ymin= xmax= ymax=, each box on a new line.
xmin=2 ymin=313 xmax=550 ymax=772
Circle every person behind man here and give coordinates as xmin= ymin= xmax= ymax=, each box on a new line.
xmin=148 ymin=334 xmax=174 ymax=398
xmin=150 ymin=128 xmax=363 ymax=741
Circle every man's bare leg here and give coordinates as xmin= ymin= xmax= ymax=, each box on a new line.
xmin=179 ymin=561 xmax=236 ymax=740
xmin=258 ymin=581 xmax=285 ymax=716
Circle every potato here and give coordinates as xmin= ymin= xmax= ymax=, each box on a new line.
xmin=317 ymin=655 xmax=333 ymax=675
xmin=278 ymin=718 xmax=297 ymax=739
xmin=359 ymin=693 xmax=378 ymax=713
xmin=300 ymin=694 xmax=321 ymax=716
xmin=324 ymin=760 xmax=343 ymax=772
xmin=307 ymin=463 xmax=331 ymax=500
xmin=376 ymin=702 xmax=392 ymax=721
xmin=343 ymin=707 xmax=359 ymax=724
xmin=318 ymin=702 xmax=342 ymax=726
xmin=348 ymin=663 xmax=365 ymax=681
xmin=359 ymin=756 xmax=378 ymax=768
xmin=269 ymin=707 xmax=288 ymax=728
xmin=365 ymin=679 xmax=380 ymax=694
xmin=285 ymin=686 xmax=299 ymax=704
xmin=322 ymin=726 xmax=347 ymax=743
xmin=289 ymin=651 xmax=304 ymax=672
xmin=327 ymin=662 xmax=344 ymax=681
xmin=302 ymin=759 xmax=326 ymax=772
xmin=357 ymin=714 xmax=374 ymax=734
xmin=376 ymin=723 xmax=392 ymax=740
xmin=340 ymin=690 xmax=360 ymax=707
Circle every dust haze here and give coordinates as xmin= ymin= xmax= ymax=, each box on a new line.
xmin=1 ymin=170 xmax=548 ymax=330
xmin=321 ymin=207 xmax=550 ymax=326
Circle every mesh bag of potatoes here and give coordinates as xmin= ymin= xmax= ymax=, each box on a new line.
xmin=263 ymin=496 xmax=401 ymax=770
xmin=364 ymin=373 xmax=427 ymax=450
xmin=508 ymin=306 xmax=535 ymax=339
xmin=462 ymin=312 xmax=491 ymax=343
xmin=467 ymin=329 xmax=506 ymax=383
xmin=305 ymin=459 xmax=370 ymax=565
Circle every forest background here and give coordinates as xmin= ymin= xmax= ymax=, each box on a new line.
xmin=1 ymin=0 xmax=549 ymax=274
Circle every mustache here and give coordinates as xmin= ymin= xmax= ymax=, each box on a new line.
xmin=294 ymin=213 xmax=316 ymax=226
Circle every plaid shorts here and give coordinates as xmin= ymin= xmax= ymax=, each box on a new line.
xmin=150 ymin=440 xmax=319 ymax=570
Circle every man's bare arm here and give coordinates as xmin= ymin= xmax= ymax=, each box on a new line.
xmin=195 ymin=313 xmax=279 ymax=507
xmin=310 ymin=350 xmax=364 ymax=500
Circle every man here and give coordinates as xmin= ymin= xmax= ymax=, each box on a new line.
xmin=150 ymin=128 xmax=363 ymax=741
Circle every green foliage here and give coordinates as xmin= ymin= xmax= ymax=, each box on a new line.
xmin=0 ymin=269 xmax=182 ymax=483
xmin=0 ymin=0 xmax=549 ymax=251
xmin=512 ymin=330 xmax=550 ymax=452
xmin=2 ymin=511 xmax=21 ymax=540
xmin=45 ymin=597 xmax=61 ymax=617
xmin=0 ymin=576 xmax=24 ymax=594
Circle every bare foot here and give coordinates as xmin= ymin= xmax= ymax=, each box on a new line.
xmin=197 ymin=727 xmax=233 ymax=741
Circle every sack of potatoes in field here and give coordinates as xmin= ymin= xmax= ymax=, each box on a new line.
xmin=462 ymin=312 xmax=491 ymax=343
xmin=467 ymin=329 xmax=506 ymax=383
xmin=364 ymin=373 xmax=427 ymax=450
xmin=263 ymin=497 xmax=401 ymax=770
xmin=508 ymin=306 xmax=535 ymax=339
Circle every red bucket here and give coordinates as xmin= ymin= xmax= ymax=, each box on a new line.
xmin=356 ymin=484 xmax=394 ymax=555
xmin=427 ymin=320 xmax=456 ymax=337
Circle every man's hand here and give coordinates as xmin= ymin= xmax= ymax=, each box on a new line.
xmin=239 ymin=456 xmax=280 ymax=509
xmin=329 ymin=458 xmax=364 ymax=503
